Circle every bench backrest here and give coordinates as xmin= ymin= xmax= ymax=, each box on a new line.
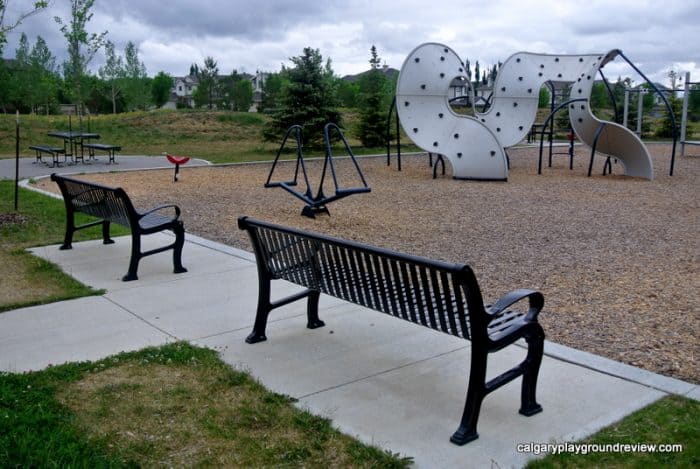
xmin=51 ymin=174 xmax=136 ymax=228
xmin=238 ymin=217 xmax=490 ymax=341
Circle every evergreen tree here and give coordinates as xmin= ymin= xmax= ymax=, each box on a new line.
xmin=538 ymin=85 xmax=550 ymax=108
xmin=689 ymin=84 xmax=700 ymax=120
xmin=122 ymin=41 xmax=149 ymax=110
xmin=588 ymin=82 xmax=608 ymax=112
xmin=656 ymin=95 xmax=681 ymax=138
xmin=151 ymin=71 xmax=173 ymax=108
xmin=259 ymin=72 xmax=286 ymax=112
xmin=358 ymin=45 xmax=388 ymax=148
xmin=193 ymin=56 xmax=219 ymax=109
xmin=264 ymin=47 xmax=341 ymax=145
xmin=9 ymin=33 xmax=30 ymax=111
xmin=29 ymin=36 xmax=58 ymax=114
xmin=220 ymin=70 xmax=253 ymax=111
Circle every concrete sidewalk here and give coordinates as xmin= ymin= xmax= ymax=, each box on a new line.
xmin=0 ymin=155 xmax=210 ymax=180
xmin=1 ymin=233 xmax=697 ymax=468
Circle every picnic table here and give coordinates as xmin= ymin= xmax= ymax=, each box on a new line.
xmin=47 ymin=131 xmax=100 ymax=163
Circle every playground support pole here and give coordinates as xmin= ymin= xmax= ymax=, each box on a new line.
xmin=680 ymin=71 xmax=689 ymax=145
xmin=636 ymin=90 xmax=644 ymax=135
xmin=623 ymin=90 xmax=629 ymax=128
xmin=14 ymin=111 xmax=20 ymax=211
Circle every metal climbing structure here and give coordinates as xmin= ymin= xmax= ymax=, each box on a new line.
xmin=265 ymin=123 xmax=371 ymax=218
xmin=396 ymin=43 xmax=668 ymax=180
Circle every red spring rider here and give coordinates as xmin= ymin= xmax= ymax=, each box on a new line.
xmin=166 ymin=154 xmax=190 ymax=182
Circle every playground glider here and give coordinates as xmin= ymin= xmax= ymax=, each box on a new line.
xmin=396 ymin=43 xmax=654 ymax=180
xmin=265 ymin=123 xmax=370 ymax=218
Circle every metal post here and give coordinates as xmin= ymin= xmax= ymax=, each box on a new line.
xmin=680 ymin=72 xmax=690 ymax=147
xmin=636 ymin=89 xmax=644 ymax=135
xmin=14 ymin=111 xmax=20 ymax=210
xmin=623 ymin=89 xmax=629 ymax=128
xmin=617 ymin=51 xmax=676 ymax=175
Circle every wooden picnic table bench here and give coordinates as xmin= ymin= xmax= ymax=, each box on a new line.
xmin=29 ymin=145 xmax=66 ymax=167
xmin=238 ymin=216 xmax=545 ymax=445
xmin=82 ymin=143 xmax=121 ymax=163
xmin=51 ymin=173 xmax=187 ymax=281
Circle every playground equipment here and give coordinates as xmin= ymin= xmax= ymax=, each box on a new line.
xmin=681 ymin=72 xmax=699 ymax=156
xmin=265 ymin=123 xmax=371 ymax=218
xmin=166 ymin=154 xmax=191 ymax=182
xmin=395 ymin=43 xmax=670 ymax=180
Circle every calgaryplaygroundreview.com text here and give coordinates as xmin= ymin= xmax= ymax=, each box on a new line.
xmin=517 ymin=442 xmax=684 ymax=456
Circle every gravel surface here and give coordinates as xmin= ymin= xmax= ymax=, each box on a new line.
xmin=36 ymin=144 xmax=700 ymax=384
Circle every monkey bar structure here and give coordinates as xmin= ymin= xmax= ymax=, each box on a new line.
xmin=396 ymin=43 xmax=662 ymax=180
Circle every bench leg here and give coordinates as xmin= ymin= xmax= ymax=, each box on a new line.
xmin=172 ymin=221 xmax=188 ymax=274
xmin=519 ymin=323 xmax=545 ymax=417
xmin=450 ymin=348 xmax=488 ymax=445
xmin=123 ymin=233 xmax=141 ymax=281
xmin=246 ymin=275 xmax=272 ymax=344
xmin=306 ymin=290 xmax=325 ymax=329
xmin=59 ymin=210 xmax=76 ymax=250
xmin=102 ymin=220 xmax=115 ymax=245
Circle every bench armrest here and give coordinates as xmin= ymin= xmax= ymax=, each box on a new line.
xmin=487 ymin=289 xmax=544 ymax=321
xmin=138 ymin=204 xmax=181 ymax=220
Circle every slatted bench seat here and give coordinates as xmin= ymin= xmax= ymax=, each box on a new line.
xmin=82 ymin=143 xmax=121 ymax=163
xmin=51 ymin=173 xmax=187 ymax=281
xmin=238 ymin=216 xmax=545 ymax=445
xmin=29 ymin=145 xmax=66 ymax=167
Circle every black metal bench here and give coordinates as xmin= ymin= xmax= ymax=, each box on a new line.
xmin=29 ymin=145 xmax=66 ymax=167
xmin=238 ymin=216 xmax=545 ymax=445
xmin=82 ymin=143 xmax=121 ymax=163
xmin=51 ymin=173 xmax=187 ymax=281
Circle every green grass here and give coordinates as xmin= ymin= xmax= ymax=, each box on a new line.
xmin=0 ymin=342 xmax=412 ymax=467
xmin=0 ymin=109 xmax=419 ymax=164
xmin=0 ymin=180 xmax=129 ymax=311
xmin=526 ymin=395 xmax=699 ymax=468
xmin=0 ymin=180 xmax=129 ymax=247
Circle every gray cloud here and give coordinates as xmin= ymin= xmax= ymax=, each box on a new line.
xmin=3 ymin=0 xmax=698 ymax=85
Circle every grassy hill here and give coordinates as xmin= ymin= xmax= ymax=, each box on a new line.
xmin=0 ymin=109 xmax=396 ymax=164
xmin=1 ymin=107 xmax=693 ymax=164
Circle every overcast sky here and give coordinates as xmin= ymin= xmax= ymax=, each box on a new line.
xmin=4 ymin=0 xmax=700 ymax=86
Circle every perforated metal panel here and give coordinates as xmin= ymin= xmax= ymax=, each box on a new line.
xmin=397 ymin=43 xmax=654 ymax=180
xmin=396 ymin=43 xmax=507 ymax=180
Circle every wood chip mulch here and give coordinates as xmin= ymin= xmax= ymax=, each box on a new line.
xmin=35 ymin=144 xmax=700 ymax=384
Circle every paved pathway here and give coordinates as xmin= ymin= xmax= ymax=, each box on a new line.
xmin=1 ymin=231 xmax=697 ymax=468
xmin=0 ymin=155 xmax=210 ymax=180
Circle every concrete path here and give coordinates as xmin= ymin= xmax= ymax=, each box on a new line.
xmin=1 ymin=233 xmax=698 ymax=468
xmin=0 ymin=155 xmax=210 ymax=180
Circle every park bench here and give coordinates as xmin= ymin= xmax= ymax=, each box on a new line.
xmin=51 ymin=173 xmax=187 ymax=281
xmin=237 ymin=216 xmax=546 ymax=445
xmin=29 ymin=145 xmax=66 ymax=167
xmin=82 ymin=142 xmax=121 ymax=163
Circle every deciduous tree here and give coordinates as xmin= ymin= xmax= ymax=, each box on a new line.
xmin=98 ymin=40 xmax=125 ymax=113
xmin=55 ymin=0 xmax=108 ymax=109
xmin=0 ymin=0 xmax=48 ymax=55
